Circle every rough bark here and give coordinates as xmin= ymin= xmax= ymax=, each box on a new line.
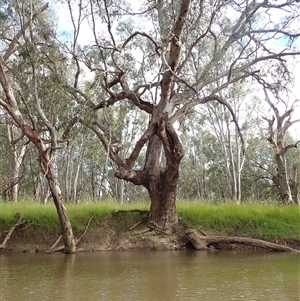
xmin=146 ymin=116 xmax=184 ymax=230
xmin=273 ymin=153 xmax=293 ymax=204
xmin=186 ymin=229 xmax=300 ymax=253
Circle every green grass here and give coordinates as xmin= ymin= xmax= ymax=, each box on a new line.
xmin=177 ymin=202 xmax=300 ymax=240
xmin=0 ymin=201 xmax=148 ymax=231
xmin=0 ymin=201 xmax=299 ymax=241
xmin=0 ymin=201 xmax=61 ymax=230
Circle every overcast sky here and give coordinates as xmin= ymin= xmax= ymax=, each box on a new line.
xmin=50 ymin=1 xmax=300 ymax=136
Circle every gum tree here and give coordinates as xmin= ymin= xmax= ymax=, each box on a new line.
xmin=0 ymin=1 xmax=76 ymax=253
xmin=263 ymin=89 xmax=300 ymax=204
xmin=63 ymin=0 xmax=299 ymax=230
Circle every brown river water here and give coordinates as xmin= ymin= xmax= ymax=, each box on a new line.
xmin=0 ymin=250 xmax=299 ymax=301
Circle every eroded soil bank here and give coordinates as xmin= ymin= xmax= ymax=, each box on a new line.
xmin=1 ymin=216 xmax=300 ymax=253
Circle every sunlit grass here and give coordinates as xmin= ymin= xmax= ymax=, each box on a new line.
xmin=177 ymin=202 xmax=300 ymax=240
xmin=0 ymin=200 xmax=299 ymax=240
xmin=0 ymin=200 xmax=149 ymax=231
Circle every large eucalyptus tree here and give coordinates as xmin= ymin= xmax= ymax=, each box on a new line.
xmin=63 ymin=0 xmax=299 ymax=230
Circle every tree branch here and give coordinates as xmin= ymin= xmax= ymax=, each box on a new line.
xmin=3 ymin=3 xmax=49 ymax=62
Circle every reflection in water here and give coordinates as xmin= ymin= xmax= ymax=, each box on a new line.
xmin=0 ymin=251 xmax=299 ymax=301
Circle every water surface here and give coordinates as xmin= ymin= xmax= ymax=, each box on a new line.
xmin=0 ymin=251 xmax=299 ymax=301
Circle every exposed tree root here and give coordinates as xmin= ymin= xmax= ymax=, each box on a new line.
xmin=0 ymin=213 xmax=26 ymax=250
xmin=47 ymin=217 xmax=94 ymax=253
xmin=132 ymin=226 xmax=153 ymax=235
xmin=186 ymin=229 xmax=300 ymax=252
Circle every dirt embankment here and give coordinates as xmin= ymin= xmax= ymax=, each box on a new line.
xmin=1 ymin=218 xmax=185 ymax=253
xmin=1 ymin=215 xmax=299 ymax=253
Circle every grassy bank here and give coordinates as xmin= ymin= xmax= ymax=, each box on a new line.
xmin=177 ymin=203 xmax=300 ymax=241
xmin=0 ymin=201 xmax=299 ymax=241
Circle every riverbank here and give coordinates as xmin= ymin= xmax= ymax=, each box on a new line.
xmin=0 ymin=202 xmax=299 ymax=252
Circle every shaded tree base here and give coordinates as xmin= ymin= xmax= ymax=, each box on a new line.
xmin=186 ymin=229 xmax=300 ymax=253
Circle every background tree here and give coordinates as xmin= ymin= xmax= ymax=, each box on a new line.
xmin=0 ymin=0 xmax=76 ymax=253
xmin=263 ymin=89 xmax=300 ymax=204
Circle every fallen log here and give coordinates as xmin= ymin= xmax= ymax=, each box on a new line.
xmin=186 ymin=229 xmax=300 ymax=253
xmin=0 ymin=213 xmax=26 ymax=250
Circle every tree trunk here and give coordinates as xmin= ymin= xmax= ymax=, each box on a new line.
xmin=290 ymin=165 xmax=299 ymax=205
xmin=115 ymin=116 xmax=184 ymax=231
xmin=273 ymin=153 xmax=293 ymax=204
xmin=146 ymin=118 xmax=184 ymax=230
xmin=65 ymin=143 xmax=72 ymax=202
xmin=147 ymin=169 xmax=179 ymax=231
xmin=144 ymin=114 xmax=183 ymax=230
xmin=6 ymin=124 xmax=27 ymax=201
xmin=263 ymin=88 xmax=298 ymax=205
xmin=40 ymin=153 xmax=76 ymax=254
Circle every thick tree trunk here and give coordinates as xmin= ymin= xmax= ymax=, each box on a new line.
xmin=290 ymin=165 xmax=299 ymax=205
xmin=145 ymin=117 xmax=184 ymax=231
xmin=147 ymin=171 xmax=179 ymax=231
xmin=273 ymin=153 xmax=293 ymax=204
xmin=115 ymin=116 xmax=184 ymax=231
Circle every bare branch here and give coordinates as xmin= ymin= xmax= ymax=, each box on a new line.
xmin=3 ymin=3 xmax=49 ymax=62
xmin=126 ymin=124 xmax=156 ymax=169
xmin=121 ymin=31 xmax=161 ymax=55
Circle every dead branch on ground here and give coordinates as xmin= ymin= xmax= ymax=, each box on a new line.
xmin=48 ymin=234 xmax=63 ymax=252
xmin=0 ymin=213 xmax=26 ymax=250
xmin=75 ymin=216 xmax=93 ymax=245
xmin=47 ymin=216 xmax=94 ymax=253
